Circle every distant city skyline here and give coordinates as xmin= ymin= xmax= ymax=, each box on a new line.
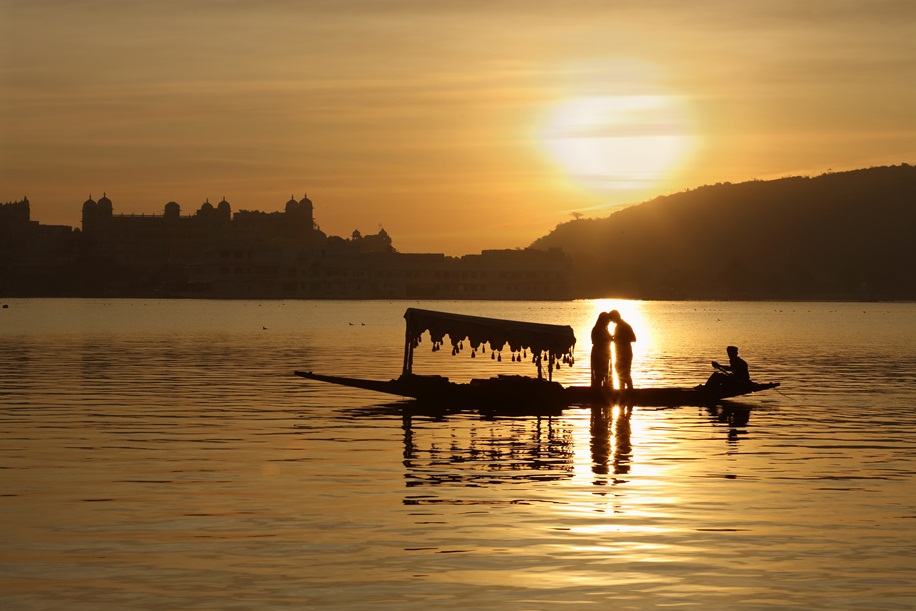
xmin=2 ymin=1 xmax=914 ymax=255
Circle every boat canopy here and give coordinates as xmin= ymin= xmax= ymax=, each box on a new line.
xmin=404 ymin=308 xmax=576 ymax=359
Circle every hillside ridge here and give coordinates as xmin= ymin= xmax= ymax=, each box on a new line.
xmin=531 ymin=164 xmax=916 ymax=300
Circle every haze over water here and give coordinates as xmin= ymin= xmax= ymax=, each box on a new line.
xmin=1 ymin=299 xmax=914 ymax=609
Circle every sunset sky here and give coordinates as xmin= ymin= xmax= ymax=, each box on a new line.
xmin=2 ymin=1 xmax=914 ymax=255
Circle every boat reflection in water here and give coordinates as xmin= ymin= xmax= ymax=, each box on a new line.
xmin=344 ymin=400 xmax=633 ymax=500
xmin=589 ymin=404 xmax=633 ymax=481
xmin=344 ymin=392 xmax=761 ymax=503
xmin=706 ymin=403 xmax=751 ymax=428
xmin=400 ymin=411 xmax=576 ymax=498
xmin=705 ymin=402 xmax=753 ymax=447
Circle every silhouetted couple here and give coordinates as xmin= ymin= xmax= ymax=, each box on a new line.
xmin=703 ymin=345 xmax=750 ymax=391
xmin=591 ymin=310 xmax=636 ymax=392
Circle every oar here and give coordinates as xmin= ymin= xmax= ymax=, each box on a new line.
xmin=774 ymin=387 xmax=796 ymax=400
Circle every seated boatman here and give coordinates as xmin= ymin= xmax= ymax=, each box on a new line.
xmin=705 ymin=345 xmax=750 ymax=390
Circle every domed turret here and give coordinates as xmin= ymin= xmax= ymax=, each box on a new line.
xmin=217 ymin=198 xmax=231 ymax=220
xmin=97 ymin=193 xmax=113 ymax=216
xmin=164 ymin=201 xmax=180 ymax=219
xmin=285 ymin=195 xmax=299 ymax=214
xmin=81 ymin=195 xmax=98 ymax=231
xmin=298 ymin=193 xmax=315 ymax=233
xmin=200 ymin=200 xmax=214 ymax=213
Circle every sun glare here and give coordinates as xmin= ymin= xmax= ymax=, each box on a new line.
xmin=540 ymin=94 xmax=695 ymax=194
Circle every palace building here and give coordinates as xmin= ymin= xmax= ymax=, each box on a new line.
xmin=2 ymin=193 xmax=571 ymax=300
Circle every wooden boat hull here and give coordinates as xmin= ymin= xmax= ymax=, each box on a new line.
xmin=568 ymin=382 xmax=781 ymax=407
xmin=294 ymin=371 xmax=780 ymax=409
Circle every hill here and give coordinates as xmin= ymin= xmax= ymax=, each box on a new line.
xmin=531 ymin=164 xmax=916 ymax=300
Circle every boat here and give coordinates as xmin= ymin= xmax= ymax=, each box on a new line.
xmin=294 ymin=308 xmax=780 ymax=409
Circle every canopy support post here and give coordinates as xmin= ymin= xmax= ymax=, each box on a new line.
xmin=402 ymin=327 xmax=414 ymax=377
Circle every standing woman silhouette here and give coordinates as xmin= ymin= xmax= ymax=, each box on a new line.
xmin=590 ymin=312 xmax=612 ymax=391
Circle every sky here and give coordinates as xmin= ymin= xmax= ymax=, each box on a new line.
xmin=2 ymin=0 xmax=914 ymax=255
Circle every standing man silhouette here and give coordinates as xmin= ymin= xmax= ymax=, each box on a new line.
xmin=608 ymin=310 xmax=636 ymax=392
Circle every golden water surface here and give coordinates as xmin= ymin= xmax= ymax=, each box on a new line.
xmin=1 ymin=299 xmax=914 ymax=609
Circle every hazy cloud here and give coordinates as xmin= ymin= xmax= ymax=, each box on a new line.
xmin=2 ymin=0 xmax=914 ymax=253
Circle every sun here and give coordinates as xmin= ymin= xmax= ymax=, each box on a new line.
xmin=540 ymin=93 xmax=695 ymax=194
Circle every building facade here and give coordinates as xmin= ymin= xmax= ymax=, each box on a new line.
xmin=2 ymin=194 xmax=572 ymax=299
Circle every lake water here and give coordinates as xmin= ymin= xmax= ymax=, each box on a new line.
xmin=1 ymin=299 xmax=914 ymax=610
